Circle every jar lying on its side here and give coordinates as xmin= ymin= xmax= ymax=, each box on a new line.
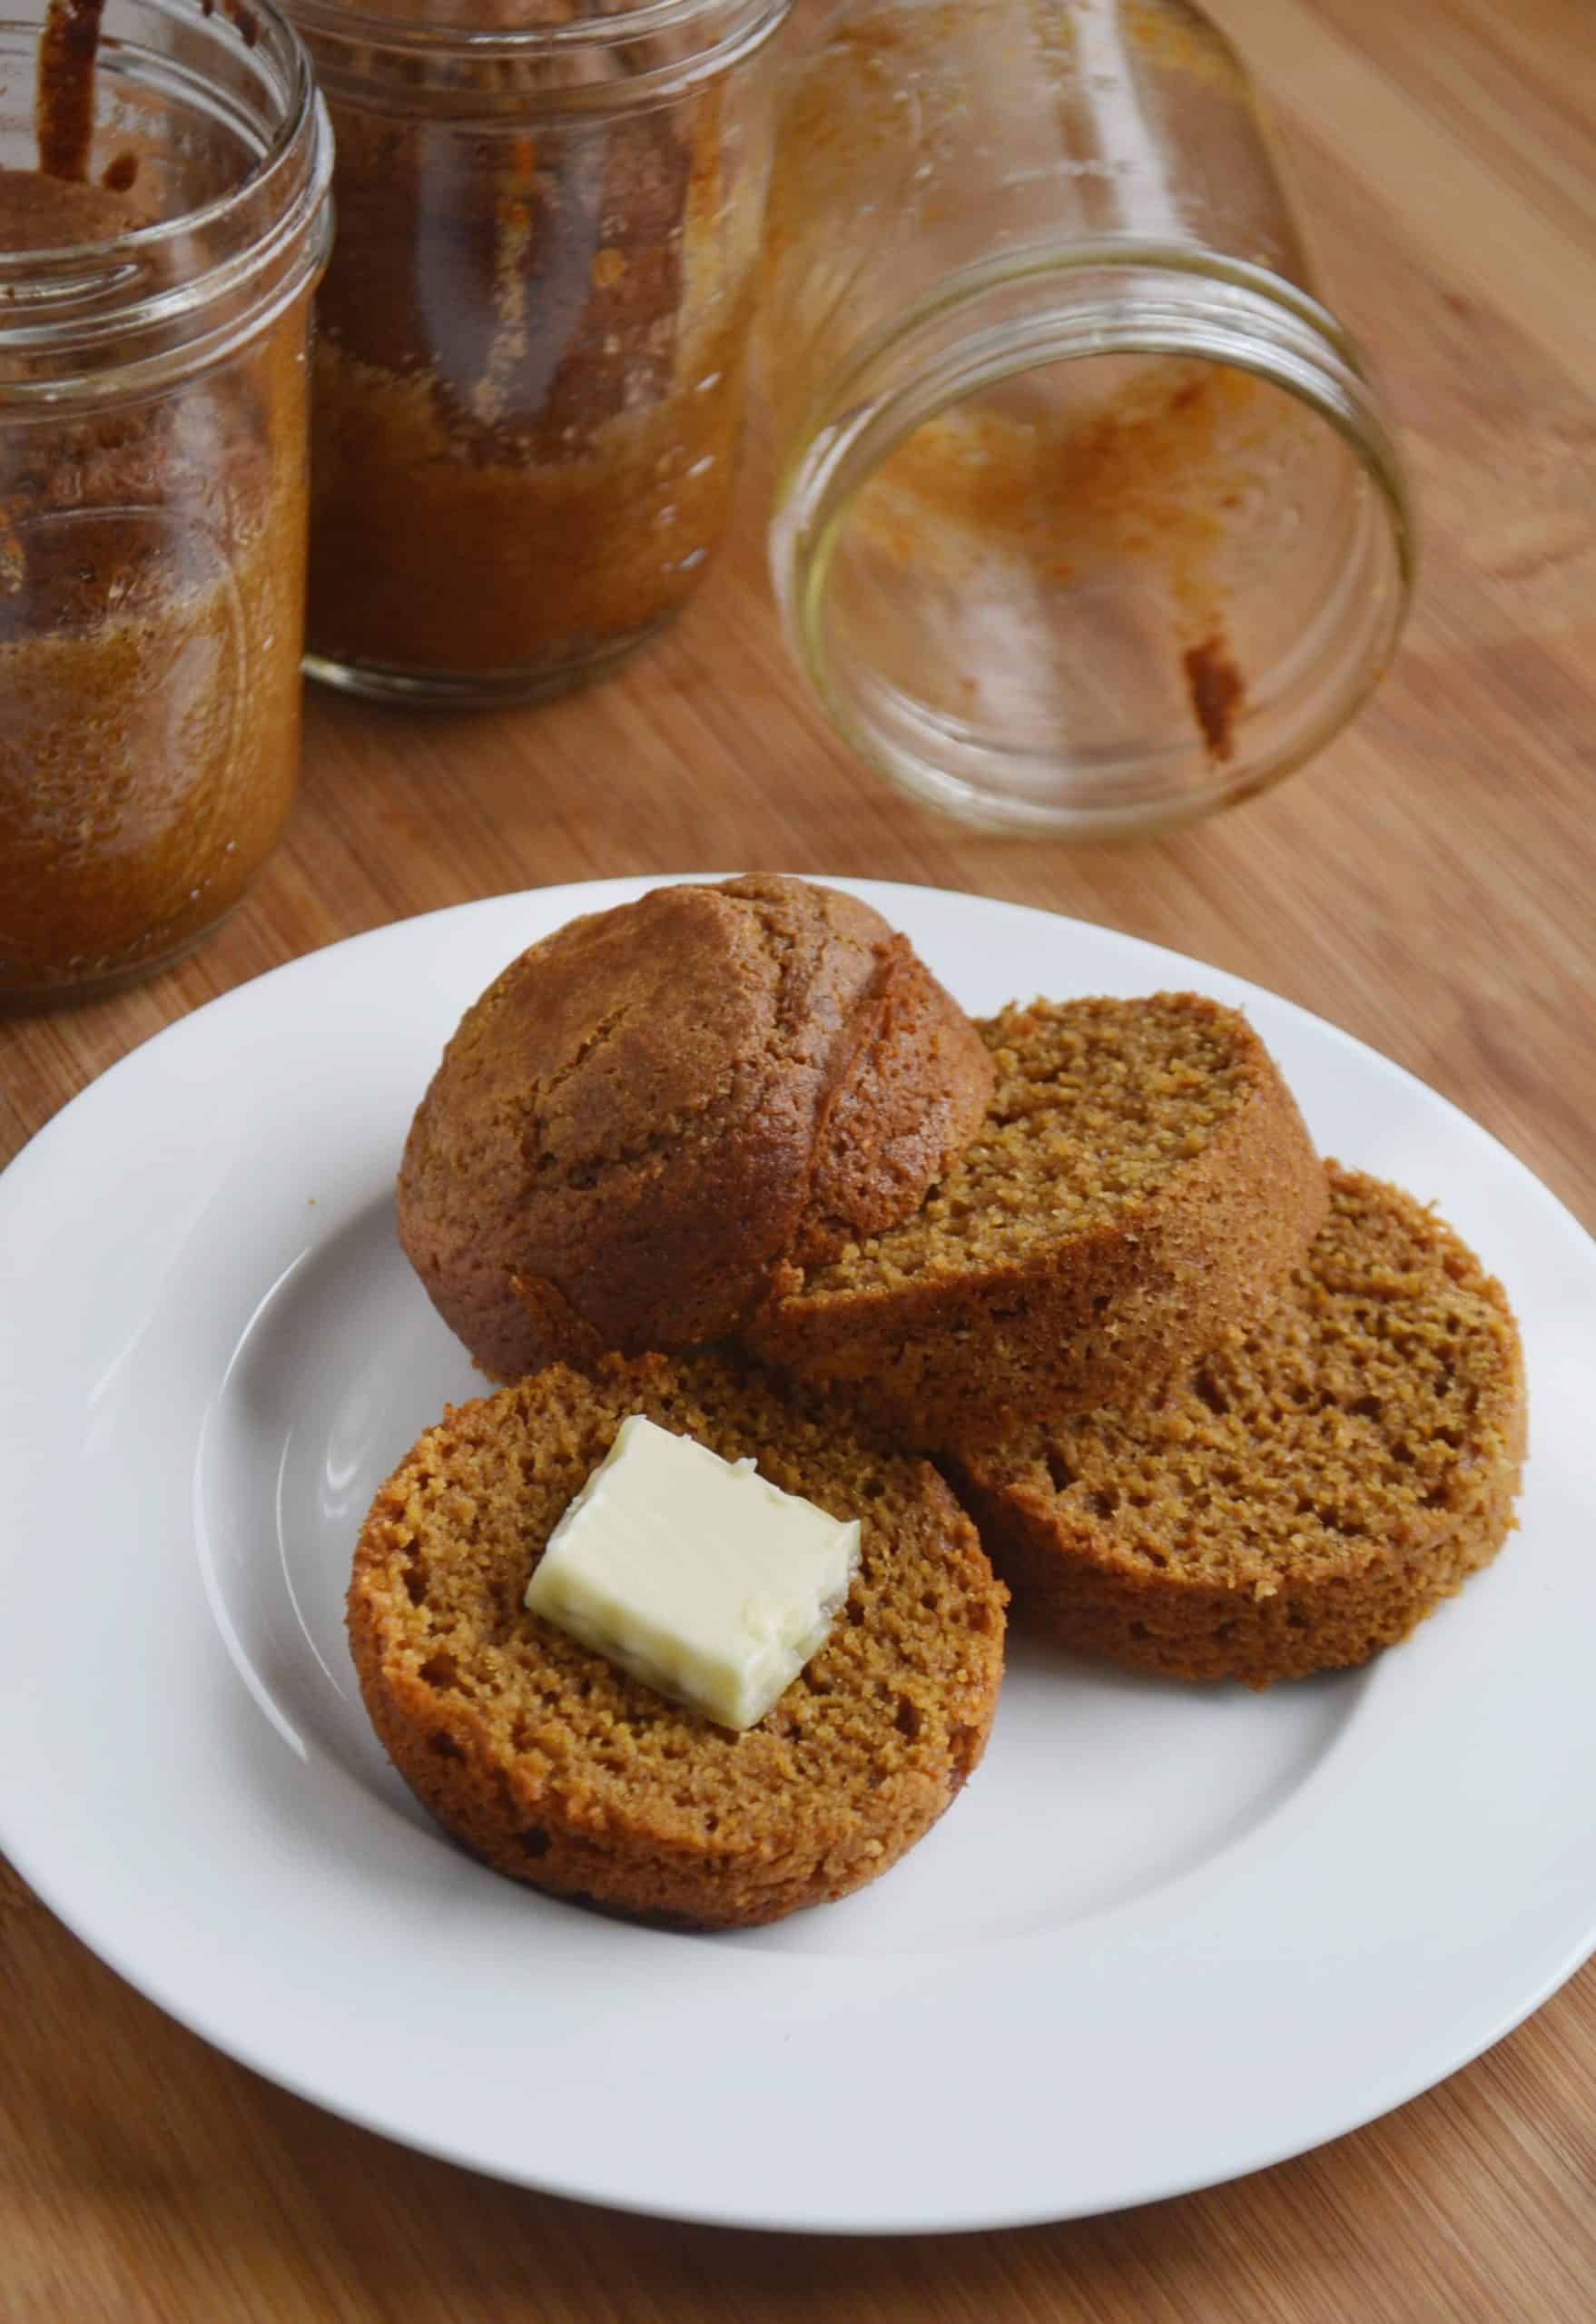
xmin=291 ymin=0 xmax=791 ymax=706
xmin=0 ymin=0 xmax=331 ymax=1005
xmin=763 ymin=0 xmax=1415 ymax=837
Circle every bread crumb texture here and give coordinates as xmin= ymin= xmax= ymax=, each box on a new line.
xmin=349 ymin=1353 xmax=1007 ymax=1928
xmin=749 ymin=993 xmax=1326 ymax=1442
xmin=948 ymin=1167 xmax=1526 ymax=1688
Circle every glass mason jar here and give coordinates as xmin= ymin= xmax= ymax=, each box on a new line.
xmin=291 ymin=0 xmax=792 ymax=705
xmin=764 ymin=0 xmax=1414 ymax=836
xmin=0 ymin=0 xmax=332 ymax=1006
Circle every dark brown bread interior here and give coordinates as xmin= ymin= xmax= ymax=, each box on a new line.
xmin=748 ymin=993 xmax=1327 ymax=1444
xmin=348 ymin=1353 xmax=1007 ymax=1929
xmin=946 ymin=1167 xmax=1526 ymax=1688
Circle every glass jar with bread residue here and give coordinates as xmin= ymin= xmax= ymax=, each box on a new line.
xmin=290 ymin=0 xmax=791 ymax=706
xmin=0 ymin=0 xmax=331 ymax=1007
xmin=762 ymin=0 xmax=1415 ymax=837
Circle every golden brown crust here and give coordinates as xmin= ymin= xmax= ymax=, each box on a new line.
xmin=348 ymin=1353 xmax=1007 ymax=1929
xmin=793 ymin=940 xmax=999 ymax=1266
xmin=395 ymin=876 xmax=993 ymax=1379
xmin=747 ymin=994 xmax=1326 ymax=1443
xmin=946 ymin=1167 xmax=1527 ymax=1688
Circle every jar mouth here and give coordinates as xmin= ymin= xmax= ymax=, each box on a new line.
xmin=0 ymin=0 xmax=331 ymax=383
xmin=286 ymin=0 xmax=788 ymax=68
xmin=771 ymin=247 xmax=1415 ymax=839
xmin=0 ymin=0 xmax=319 ymax=267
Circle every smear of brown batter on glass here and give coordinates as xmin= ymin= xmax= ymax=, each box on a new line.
xmin=34 ymin=0 xmax=107 ymax=183
xmin=1184 ymin=634 xmax=1245 ymax=762
xmin=220 ymin=0 xmax=260 ymax=50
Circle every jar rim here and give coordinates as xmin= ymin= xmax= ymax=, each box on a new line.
xmin=770 ymin=244 xmax=1417 ymax=839
xmin=0 ymin=0 xmax=331 ymax=389
xmin=0 ymin=0 xmax=320 ymax=273
xmin=284 ymin=0 xmax=785 ymax=61
xmin=777 ymin=243 xmax=1414 ymax=559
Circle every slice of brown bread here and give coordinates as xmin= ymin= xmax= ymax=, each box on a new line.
xmin=396 ymin=874 xmax=994 ymax=1379
xmin=946 ymin=1167 xmax=1526 ymax=1688
xmin=746 ymin=993 xmax=1326 ymax=1443
xmin=348 ymin=1352 xmax=1007 ymax=1929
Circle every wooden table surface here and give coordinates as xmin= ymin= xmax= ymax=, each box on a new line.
xmin=5 ymin=0 xmax=1595 ymax=2315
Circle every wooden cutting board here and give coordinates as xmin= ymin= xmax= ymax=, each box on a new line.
xmin=3 ymin=0 xmax=1593 ymax=2315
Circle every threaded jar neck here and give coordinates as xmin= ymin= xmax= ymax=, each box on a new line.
xmin=288 ymin=0 xmax=791 ymax=109
xmin=0 ymin=0 xmax=330 ymax=397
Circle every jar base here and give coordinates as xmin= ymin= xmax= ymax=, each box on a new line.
xmin=0 ymin=908 xmax=237 ymax=1014
xmin=302 ymin=619 xmax=668 ymax=710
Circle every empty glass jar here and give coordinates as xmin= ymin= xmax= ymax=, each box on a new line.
xmin=763 ymin=0 xmax=1414 ymax=835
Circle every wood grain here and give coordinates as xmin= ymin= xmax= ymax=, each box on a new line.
xmin=4 ymin=1 xmax=1595 ymax=2316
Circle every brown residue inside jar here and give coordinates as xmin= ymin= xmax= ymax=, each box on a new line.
xmin=1183 ymin=634 xmax=1245 ymax=762
xmin=852 ymin=368 xmax=1252 ymax=583
xmin=34 ymin=0 xmax=108 ymax=183
xmin=0 ymin=325 xmax=308 ymax=1001
xmin=307 ymin=307 xmax=750 ymax=688
xmin=809 ymin=358 xmax=1293 ymax=763
xmin=197 ymin=0 xmax=258 ymax=34
xmin=304 ymin=41 xmax=757 ymax=690
xmin=0 ymin=0 xmax=304 ymax=1002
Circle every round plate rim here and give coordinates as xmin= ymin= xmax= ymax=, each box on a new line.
xmin=1 ymin=872 xmax=1592 ymax=2237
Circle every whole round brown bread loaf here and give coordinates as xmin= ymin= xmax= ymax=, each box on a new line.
xmin=946 ymin=1167 xmax=1526 ymax=1688
xmin=746 ymin=993 xmax=1327 ymax=1443
xmin=396 ymin=875 xmax=994 ymax=1378
xmin=348 ymin=1353 xmax=1007 ymax=1929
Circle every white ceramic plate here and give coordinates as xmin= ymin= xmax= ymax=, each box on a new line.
xmin=3 ymin=877 xmax=1594 ymax=2236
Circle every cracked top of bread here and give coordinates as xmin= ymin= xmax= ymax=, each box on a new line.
xmin=396 ymin=875 xmax=994 ymax=1377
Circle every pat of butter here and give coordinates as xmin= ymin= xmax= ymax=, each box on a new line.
xmin=524 ymin=1414 xmax=861 ymax=1731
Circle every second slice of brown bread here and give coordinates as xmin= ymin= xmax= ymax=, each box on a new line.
xmin=746 ymin=993 xmax=1326 ymax=1443
xmin=946 ymin=1167 xmax=1526 ymax=1688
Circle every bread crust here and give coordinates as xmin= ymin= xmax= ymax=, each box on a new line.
xmin=747 ymin=994 xmax=1327 ymax=1443
xmin=395 ymin=875 xmax=993 ymax=1379
xmin=946 ymin=1167 xmax=1527 ymax=1688
xmin=348 ymin=1354 xmax=1007 ymax=1929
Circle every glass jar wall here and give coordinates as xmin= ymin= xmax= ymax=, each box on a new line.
xmin=763 ymin=0 xmax=1414 ymax=835
xmin=0 ymin=0 xmax=332 ymax=1004
xmin=291 ymin=0 xmax=791 ymax=705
